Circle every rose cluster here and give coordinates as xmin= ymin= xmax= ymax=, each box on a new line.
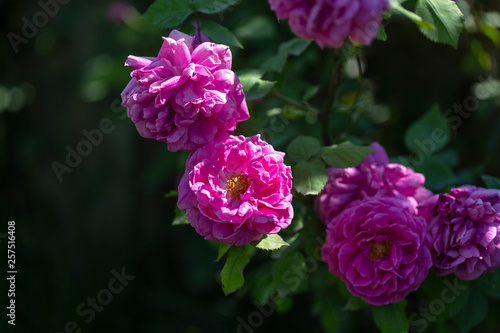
xmin=121 ymin=30 xmax=294 ymax=246
xmin=121 ymin=19 xmax=500 ymax=308
xmin=318 ymin=143 xmax=433 ymax=305
xmin=318 ymin=143 xmax=500 ymax=305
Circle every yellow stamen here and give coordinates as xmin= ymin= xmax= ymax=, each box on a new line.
xmin=227 ymin=173 xmax=250 ymax=200
xmin=369 ymin=239 xmax=392 ymax=261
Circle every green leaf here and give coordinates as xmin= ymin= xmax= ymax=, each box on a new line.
xmin=250 ymin=270 xmax=275 ymax=303
xmin=413 ymin=155 xmax=455 ymax=192
xmin=272 ymin=251 xmax=306 ymax=294
xmin=172 ymin=208 xmax=189 ymax=226
xmin=253 ymin=234 xmax=289 ymax=251
xmin=271 ymin=38 xmax=312 ymax=73
xmin=293 ymin=158 xmax=328 ymax=196
xmin=235 ymin=15 xmax=277 ymax=40
xmin=286 ymin=136 xmax=321 ymax=163
xmin=193 ymin=0 xmax=240 ymax=14
xmin=389 ymin=0 xmax=435 ymax=30
xmin=216 ymin=242 xmax=232 ymax=262
xmin=274 ymin=294 xmax=294 ymax=313
xmin=289 ymin=213 xmax=304 ymax=233
xmin=478 ymin=269 xmax=500 ymax=300
xmin=344 ymin=296 xmax=367 ymax=311
xmin=144 ymin=0 xmax=193 ymax=29
xmin=303 ymin=86 xmax=320 ymax=101
xmin=144 ymin=0 xmax=240 ymax=29
xmin=220 ymin=247 xmax=250 ymax=295
xmin=321 ymin=142 xmax=375 ymax=168
xmin=250 ymin=272 xmax=276 ymax=304
xmin=416 ymin=0 xmax=465 ymax=48
xmin=436 ymin=148 xmax=459 ymax=168
xmin=236 ymin=70 xmax=276 ymax=101
xmin=421 ymin=275 xmax=470 ymax=322
xmin=404 ymin=104 xmax=450 ymax=154
xmin=453 ymin=292 xmax=488 ymax=333
xmin=164 ymin=190 xmax=178 ymax=198
xmin=201 ymin=21 xmax=243 ymax=49
xmin=481 ymin=174 xmax=500 ymax=189
xmin=320 ymin=306 xmax=339 ymax=333
xmin=448 ymin=286 xmax=470 ymax=318
xmin=372 ymin=300 xmax=409 ymax=333
xmin=376 ymin=24 xmax=388 ymax=41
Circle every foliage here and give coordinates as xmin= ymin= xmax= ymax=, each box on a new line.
xmin=141 ymin=0 xmax=500 ymax=331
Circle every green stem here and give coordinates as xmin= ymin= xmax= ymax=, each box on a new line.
xmin=271 ymin=89 xmax=319 ymax=115
xmin=344 ymin=54 xmax=365 ymax=137
xmin=320 ymin=50 xmax=343 ymax=146
xmin=194 ymin=10 xmax=202 ymax=42
xmin=354 ymin=55 xmax=363 ymax=107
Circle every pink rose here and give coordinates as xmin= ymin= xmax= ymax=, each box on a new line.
xmin=315 ymin=142 xmax=432 ymax=225
xmin=178 ymin=134 xmax=294 ymax=246
xmin=268 ymin=0 xmax=389 ymax=48
xmin=121 ymin=30 xmax=249 ymax=151
xmin=322 ymin=196 xmax=432 ymax=305
xmin=419 ymin=186 xmax=500 ymax=280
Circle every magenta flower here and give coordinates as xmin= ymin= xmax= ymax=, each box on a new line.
xmin=177 ymin=134 xmax=294 ymax=246
xmin=322 ymin=196 xmax=432 ymax=305
xmin=315 ymin=142 xmax=432 ymax=225
xmin=419 ymin=186 xmax=500 ymax=280
xmin=121 ymin=30 xmax=249 ymax=152
xmin=267 ymin=0 xmax=389 ymax=48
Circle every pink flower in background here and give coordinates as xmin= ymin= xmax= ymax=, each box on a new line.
xmin=322 ymin=196 xmax=432 ymax=305
xmin=314 ymin=166 xmax=366 ymax=224
xmin=193 ymin=30 xmax=211 ymax=46
xmin=314 ymin=142 xmax=432 ymax=225
xmin=121 ymin=30 xmax=249 ymax=152
xmin=419 ymin=186 xmax=500 ymax=280
xmin=107 ymin=2 xmax=136 ymax=24
xmin=178 ymin=135 xmax=293 ymax=246
xmin=267 ymin=0 xmax=389 ymax=48
xmin=360 ymin=142 xmax=390 ymax=166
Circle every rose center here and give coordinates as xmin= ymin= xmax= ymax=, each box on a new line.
xmin=369 ymin=239 xmax=392 ymax=261
xmin=227 ymin=173 xmax=250 ymax=200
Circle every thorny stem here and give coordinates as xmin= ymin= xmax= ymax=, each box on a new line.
xmin=320 ymin=50 xmax=343 ymax=146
